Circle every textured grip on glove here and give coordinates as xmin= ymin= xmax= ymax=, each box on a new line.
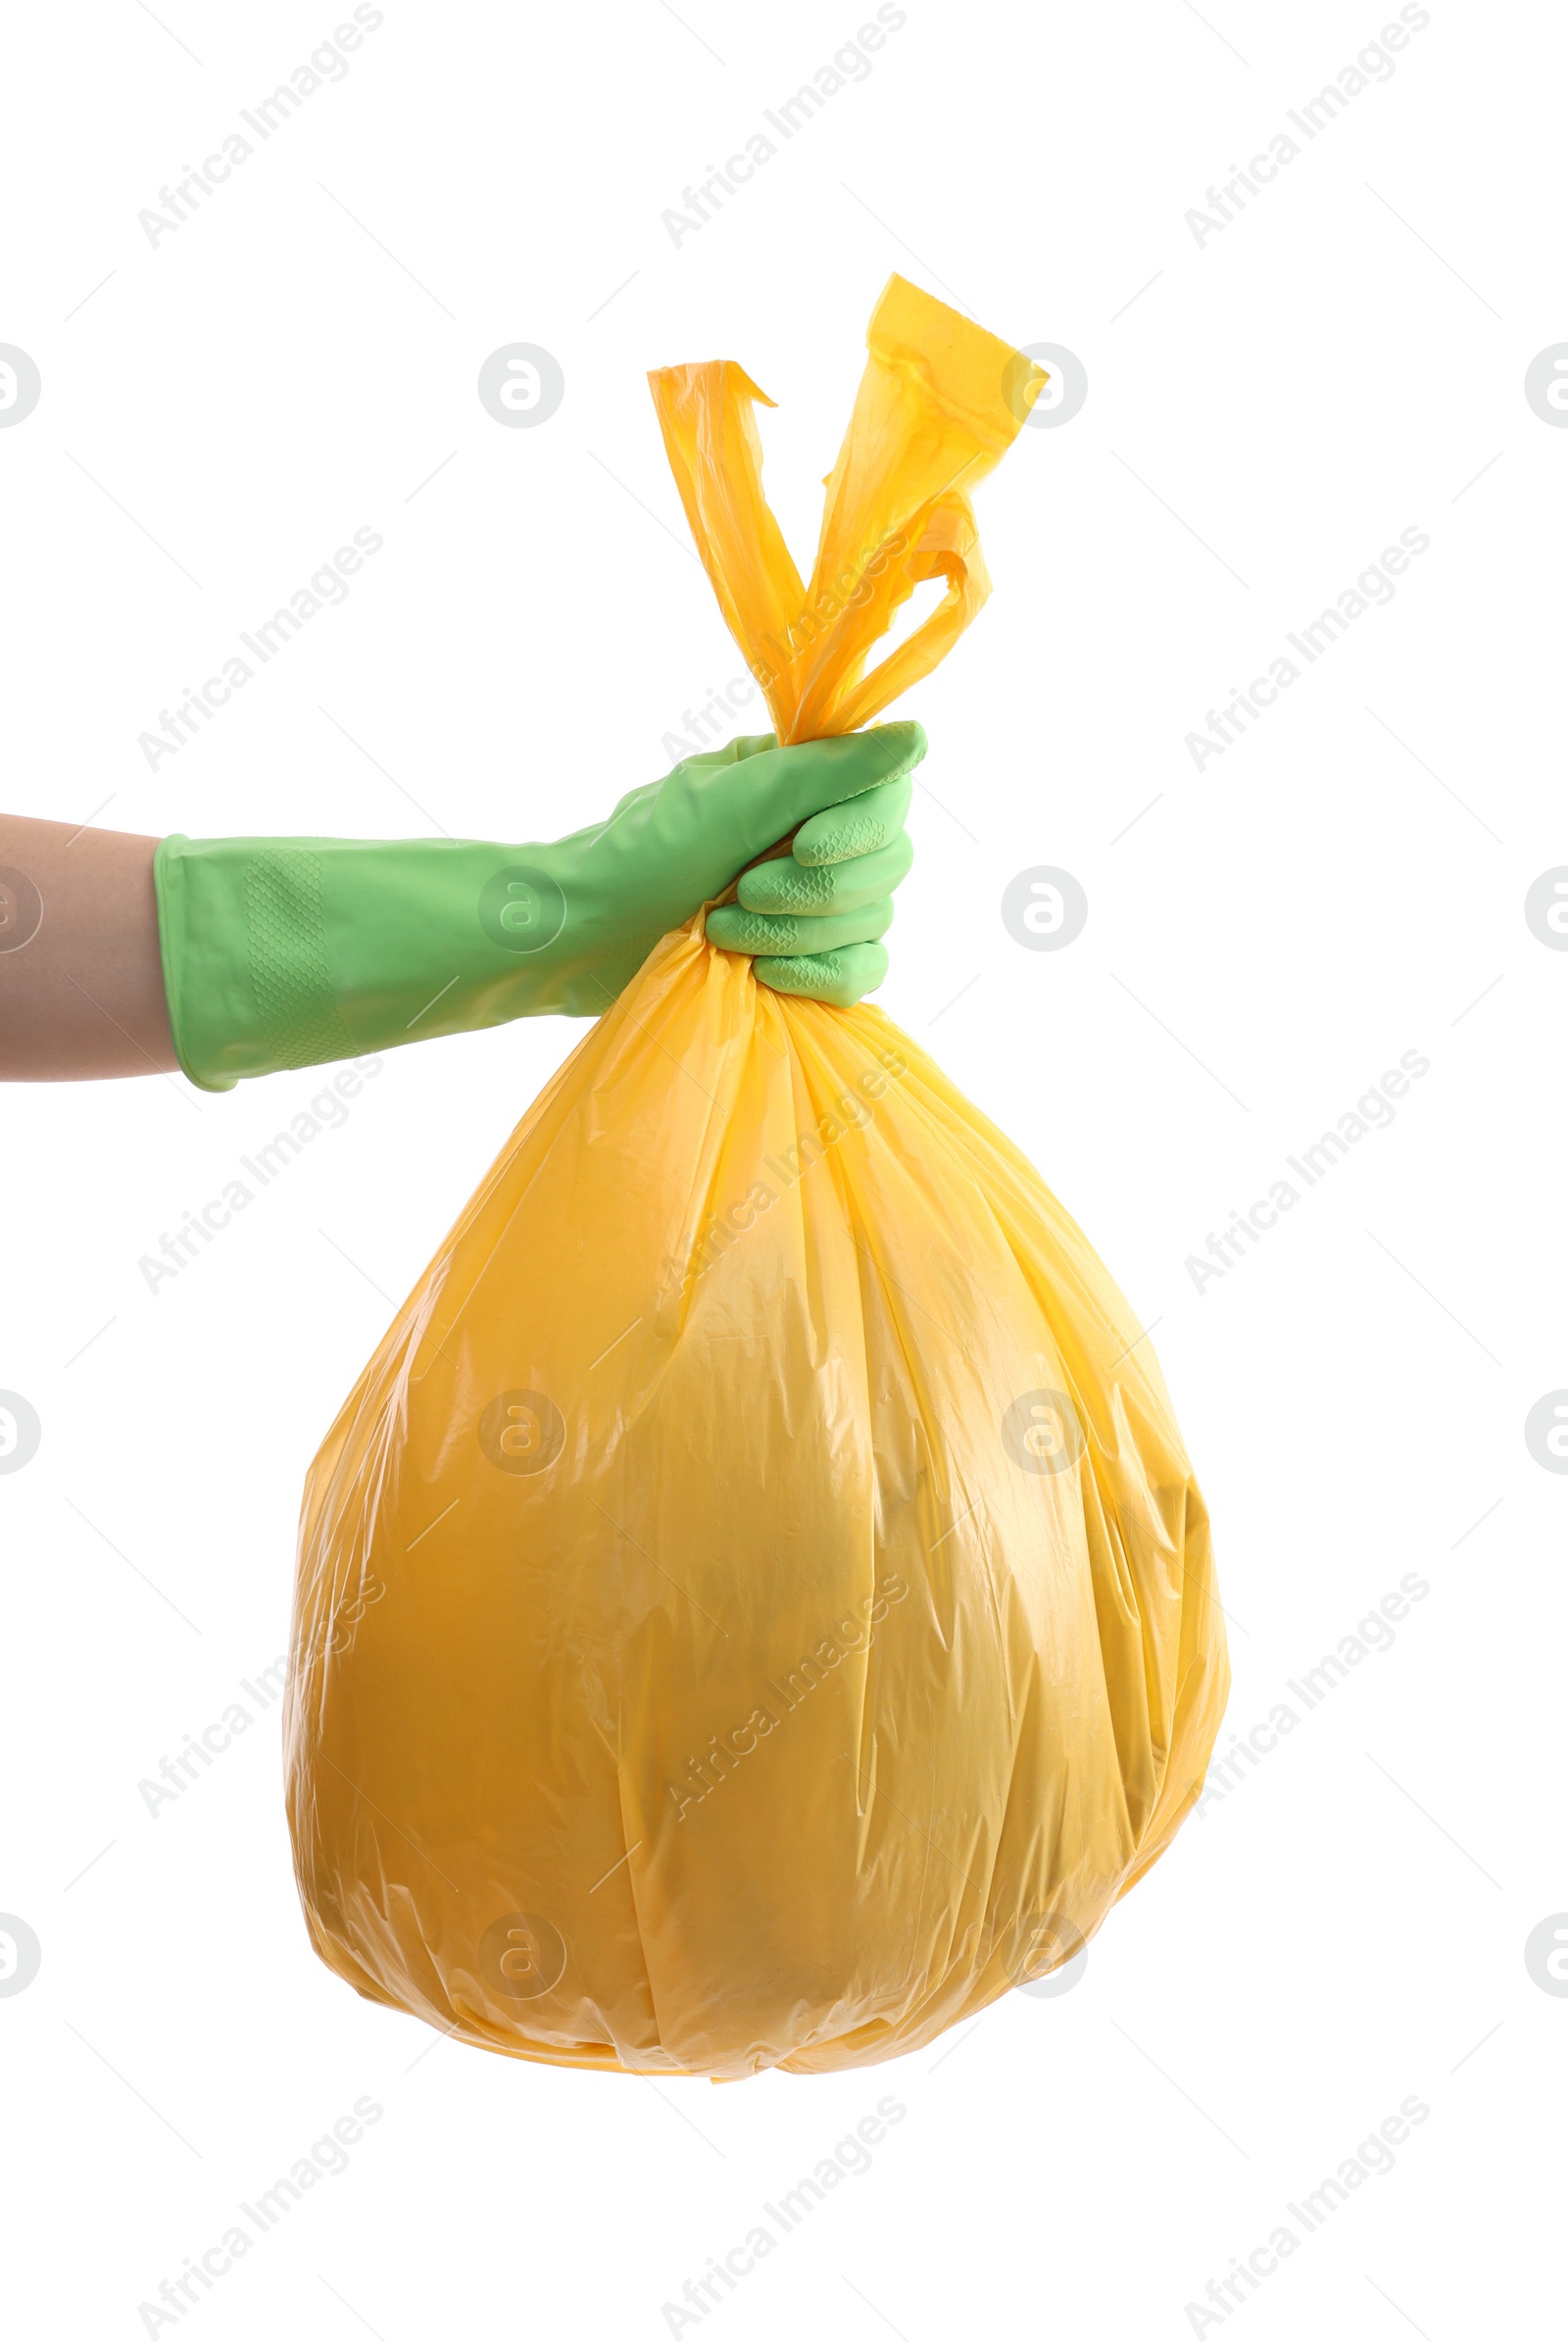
xmin=245 ymin=850 xmax=356 ymax=1070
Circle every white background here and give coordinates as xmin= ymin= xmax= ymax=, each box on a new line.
xmin=2 ymin=1 xmax=1562 ymax=2335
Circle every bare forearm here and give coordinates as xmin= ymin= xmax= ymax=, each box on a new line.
xmin=0 ymin=817 xmax=178 ymax=1080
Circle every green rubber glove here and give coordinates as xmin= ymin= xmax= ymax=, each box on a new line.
xmin=704 ymin=765 xmax=915 ymax=1008
xmin=154 ymin=722 xmax=924 ymax=1091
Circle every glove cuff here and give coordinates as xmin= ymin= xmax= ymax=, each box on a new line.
xmin=154 ymin=833 xmax=605 ymax=1089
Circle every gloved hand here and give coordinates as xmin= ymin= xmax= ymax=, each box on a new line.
xmin=704 ymin=750 xmax=916 ymax=1009
xmin=154 ymin=722 xmax=924 ymax=1090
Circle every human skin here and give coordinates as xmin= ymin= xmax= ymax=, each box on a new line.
xmin=0 ymin=816 xmax=179 ymax=1081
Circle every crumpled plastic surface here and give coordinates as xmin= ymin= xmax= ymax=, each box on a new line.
xmin=284 ymin=277 xmax=1229 ymax=2077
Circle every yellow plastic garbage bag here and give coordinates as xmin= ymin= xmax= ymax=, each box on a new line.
xmin=285 ymin=277 xmax=1229 ymax=2077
